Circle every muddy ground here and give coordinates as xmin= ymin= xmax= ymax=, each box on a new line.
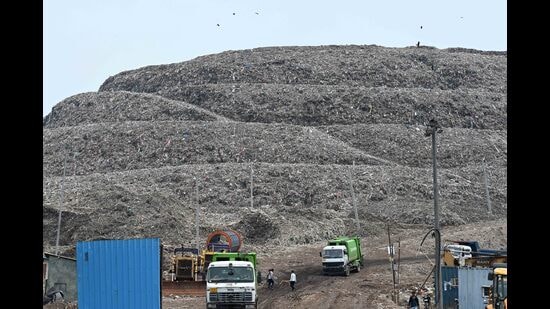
xmin=162 ymin=219 xmax=506 ymax=309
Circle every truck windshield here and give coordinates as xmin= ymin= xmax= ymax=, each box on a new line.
xmin=207 ymin=266 xmax=254 ymax=283
xmin=323 ymin=249 xmax=343 ymax=258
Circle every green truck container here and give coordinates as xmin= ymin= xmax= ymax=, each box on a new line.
xmin=211 ymin=252 xmax=257 ymax=268
xmin=320 ymin=236 xmax=364 ymax=276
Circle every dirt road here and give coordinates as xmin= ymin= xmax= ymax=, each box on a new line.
xmin=162 ymin=219 xmax=506 ymax=308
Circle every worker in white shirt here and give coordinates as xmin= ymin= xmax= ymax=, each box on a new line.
xmin=290 ymin=270 xmax=297 ymax=291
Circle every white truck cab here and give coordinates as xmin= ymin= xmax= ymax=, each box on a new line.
xmin=321 ymin=245 xmax=349 ymax=274
xmin=206 ymin=261 xmax=258 ymax=309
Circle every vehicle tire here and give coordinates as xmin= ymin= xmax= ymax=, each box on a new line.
xmin=345 ymin=265 xmax=350 ymax=276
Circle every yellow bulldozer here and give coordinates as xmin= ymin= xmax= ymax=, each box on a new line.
xmin=169 ymin=229 xmax=244 ymax=282
xmin=163 ymin=229 xmax=244 ymax=296
xmin=172 ymin=247 xmax=201 ymax=281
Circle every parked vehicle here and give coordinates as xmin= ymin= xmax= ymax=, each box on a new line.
xmin=443 ymin=240 xmax=506 ymax=267
xmin=452 ymin=240 xmax=506 ymax=258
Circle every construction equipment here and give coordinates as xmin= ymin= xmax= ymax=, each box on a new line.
xmin=443 ymin=240 xmax=506 ymax=267
xmin=320 ymin=236 xmax=364 ymax=276
xmin=453 ymin=241 xmax=506 ymax=258
xmin=442 ymin=244 xmax=472 ymax=267
xmin=163 ymin=230 xmax=246 ymax=297
xmin=485 ymin=264 xmax=507 ymax=309
xmin=445 ymin=244 xmax=472 ymax=259
xmin=205 ymin=229 xmax=242 ymax=252
xmin=200 ymin=229 xmax=244 ymax=279
xmin=169 ymin=230 xmax=244 ymax=282
xmin=172 ymin=247 xmax=200 ymax=281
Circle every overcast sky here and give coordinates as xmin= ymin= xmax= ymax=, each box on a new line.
xmin=43 ymin=0 xmax=506 ymax=117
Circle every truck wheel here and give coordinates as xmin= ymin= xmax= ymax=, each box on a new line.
xmin=345 ymin=265 xmax=350 ymax=276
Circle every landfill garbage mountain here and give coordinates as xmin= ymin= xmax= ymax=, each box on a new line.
xmin=43 ymin=44 xmax=506 ymax=307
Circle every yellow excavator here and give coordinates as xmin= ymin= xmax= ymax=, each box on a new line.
xmin=485 ymin=264 xmax=507 ymax=309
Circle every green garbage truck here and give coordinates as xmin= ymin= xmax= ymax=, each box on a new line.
xmin=320 ymin=236 xmax=364 ymax=276
xmin=206 ymin=252 xmax=261 ymax=308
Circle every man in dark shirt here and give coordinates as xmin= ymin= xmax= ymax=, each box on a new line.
xmin=408 ymin=291 xmax=420 ymax=309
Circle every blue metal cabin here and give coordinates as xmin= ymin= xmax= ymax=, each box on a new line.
xmin=441 ymin=266 xmax=493 ymax=309
xmin=77 ymin=238 xmax=162 ymax=309
xmin=441 ymin=266 xmax=459 ymax=308
xmin=458 ymin=267 xmax=492 ymax=309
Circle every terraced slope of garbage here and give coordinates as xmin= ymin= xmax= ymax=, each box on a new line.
xmin=43 ymin=45 xmax=506 ymax=256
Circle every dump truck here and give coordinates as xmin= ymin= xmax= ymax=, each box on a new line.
xmin=485 ymin=264 xmax=507 ymax=309
xmin=320 ymin=236 xmax=364 ymax=276
xmin=206 ymin=252 xmax=260 ymax=309
xmin=444 ymin=240 xmax=507 ymax=267
xmin=452 ymin=240 xmax=506 ymax=258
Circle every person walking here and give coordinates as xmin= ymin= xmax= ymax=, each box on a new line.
xmin=267 ymin=269 xmax=275 ymax=289
xmin=408 ymin=290 xmax=420 ymax=309
xmin=289 ymin=270 xmax=297 ymax=291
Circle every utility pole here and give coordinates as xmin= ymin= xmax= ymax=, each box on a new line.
xmin=397 ymin=239 xmax=401 ymax=285
xmin=425 ymin=118 xmax=443 ymax=309
xmin=195 ymin=180 xmax=200 ymax=254
xmin=73 ymin=152 xmax=77 ymax=176
xmin=55 ymin=151 xmax=67 ymax=256
xmin=482 ymin=159 xmax=492 ymax=215
xmin=250 ymin=165 xmax=254 ymax=208
xmin=349 ymin=161 xmax=360 ymax=234
xmin=387 ymin=224 xmax=397 ymax=304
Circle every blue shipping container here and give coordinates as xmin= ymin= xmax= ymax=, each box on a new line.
xmin=77 ymin=238 xmax=161 ymax=309
xmin=458 ymin=267 xmax=492 ymax=309
xmin=441 ymin=266 xmax=493 ymax=309
xmin=441 ymin=266 xmax=459 ymax=309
